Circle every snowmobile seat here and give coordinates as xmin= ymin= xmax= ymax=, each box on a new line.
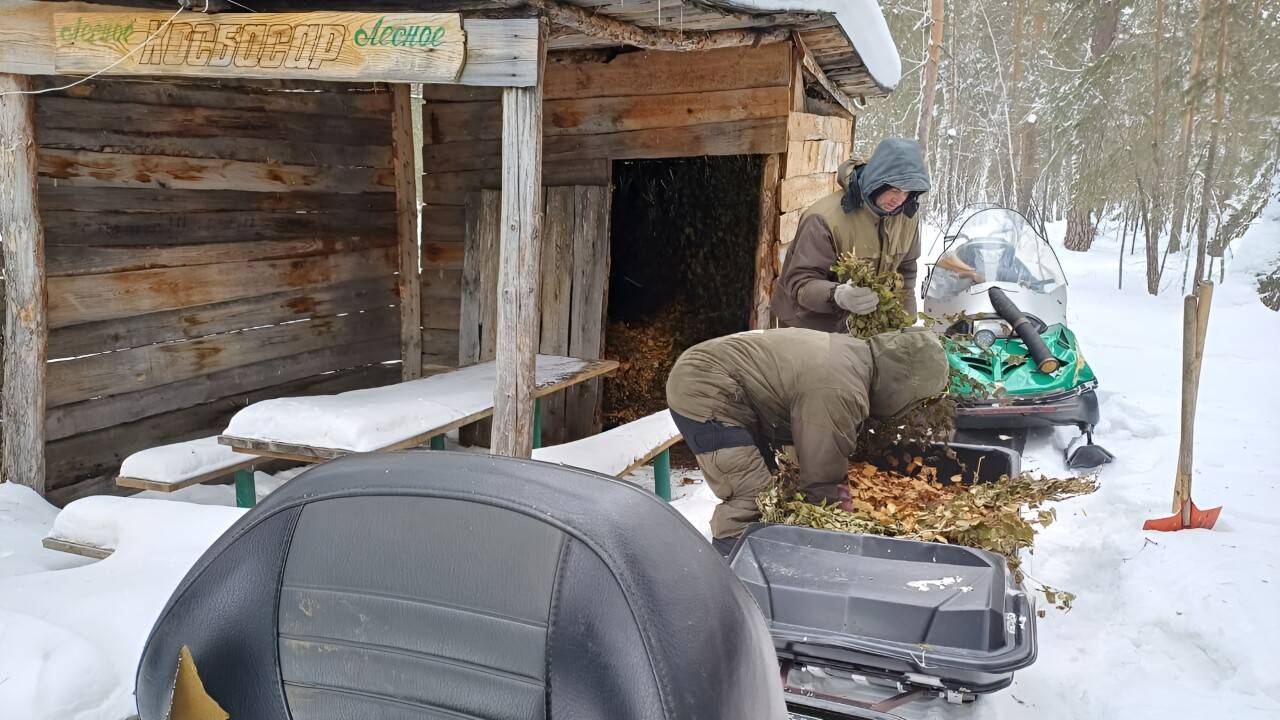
xmin=134 ymin=450 xmax=788 ymax=720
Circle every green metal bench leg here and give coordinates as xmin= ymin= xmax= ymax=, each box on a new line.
xmin=234 ymin=468 xmax=256 ymax=508
xmin=430 ymin=435 xmax=446 ymax=450
xmin=532 ymin=397 xmax=543 ymax=450
xmin=653 ymin=449 xmax=672 ymax=501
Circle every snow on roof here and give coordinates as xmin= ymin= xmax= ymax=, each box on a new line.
xmin=720 ymin=0 xmax=902 ymax=90
xmin=223 ymin=356 xmax=592 ymax=453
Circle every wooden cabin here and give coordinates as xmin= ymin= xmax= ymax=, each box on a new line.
xmin=0 ymin=0 xmax=899 ymax=502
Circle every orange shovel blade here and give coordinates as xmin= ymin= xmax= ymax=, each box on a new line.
xmin=1143 ymin=502 xmax=1222 ymax=531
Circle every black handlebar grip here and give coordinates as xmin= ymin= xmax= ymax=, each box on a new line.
xmin=988 ymin=287 xmax=1060 ymax=374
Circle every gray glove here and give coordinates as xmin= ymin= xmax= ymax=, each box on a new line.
xmin=833 ymin=282 xmax=879 ymax=315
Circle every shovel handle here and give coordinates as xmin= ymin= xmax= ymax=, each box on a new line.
xmin=1172 ymin=294 xmax=1199 ymax=515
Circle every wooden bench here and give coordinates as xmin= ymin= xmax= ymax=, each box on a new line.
xmin=218 ymin=355 xmax=618 ymax=464
xmin=532 ymin=410 xmax=683 ymax=499
xmin=115 ymin=436 xmax=260 ymax=508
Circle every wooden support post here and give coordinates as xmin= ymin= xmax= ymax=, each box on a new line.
xmin=1 ymin=73 xmax=47 ymax=494
xmin=391 ymin=84 xmax=423 ymax=381
xmin=492 ymin=23 xmax=546 ymax=458
xmin=653 ymin=449 xmax=672 ymax=501
xmin=751 ymin=154 xmax=782 ymax=329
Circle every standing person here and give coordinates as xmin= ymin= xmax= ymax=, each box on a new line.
xmin=665 ymin=327 xmax=948 ymax=554
xmin=771 ymin=138 xmax=931 ymax=332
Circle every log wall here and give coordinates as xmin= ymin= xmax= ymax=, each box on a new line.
xmin=419 ymin=43 xmax=795 ymax=368
xmin=34 ymin=77 xmax=401 ymax=503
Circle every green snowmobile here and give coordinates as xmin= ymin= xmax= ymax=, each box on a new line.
xmin=922 ymin=206 xmax=1114 ymax=469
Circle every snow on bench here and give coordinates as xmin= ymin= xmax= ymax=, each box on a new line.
xmin=533 ymin=410 xmax=681 ymax=478
xmin=41 ymin=494 xmax=244 ymax=561
xmin=115 ymin=436 xmax=257 ymax=493
xmin=220 ymin=355 xmax=618 ymax=462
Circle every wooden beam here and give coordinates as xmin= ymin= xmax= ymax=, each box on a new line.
xmin=751 ymin=154 xmax=781 ymax=330
xmin=492 ymin=22 xmax=546 ymax=459
xmin=1 ymin=73 xmax=47 ymax=494
xmin=526 ymin=0 xmax=789 ymax=52
xmin=793 ymin=32 xmax=861 ymax=118
xmin=391 ymin=84 xmax=423 ymax=381
xmin=42 ymin=536 xmax=112 ymax=560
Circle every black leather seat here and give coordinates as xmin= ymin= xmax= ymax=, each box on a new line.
xmin=136 ymin=451 xmax=789 ymax=720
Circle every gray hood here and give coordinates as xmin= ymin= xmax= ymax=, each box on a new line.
xmin=858 ymin=138 xmax=930 ymax=205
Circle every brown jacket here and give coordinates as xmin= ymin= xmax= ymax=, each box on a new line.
xmin=771 ymin=140 xmax=929 ymax=332
xmin=665 ymin=328 xmax=947 ymax=497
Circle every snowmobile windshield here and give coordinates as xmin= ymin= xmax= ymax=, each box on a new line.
xmin=925 ymin=208 xmax=1066 ymax=301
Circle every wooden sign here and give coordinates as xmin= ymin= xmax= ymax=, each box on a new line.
xmin=53 ymin=12 xmax=466 ymax=83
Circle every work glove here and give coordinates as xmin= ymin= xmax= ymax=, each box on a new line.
xmin=833 ymin=282 xmax=878 ymax=315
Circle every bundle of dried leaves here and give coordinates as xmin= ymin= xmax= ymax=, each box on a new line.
xmin=758 ymin=455 xmax=1097 ymax=611
xmin=602 ymin=306 xmax=679 ymax=425
xmin=831 ymin=254 xmax=914 ymax=338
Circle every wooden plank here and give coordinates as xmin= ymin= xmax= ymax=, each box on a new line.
xmin=49 ymin=276 xmax=396 ymax=358
xmin=47 ymin=307 xmax=398 ymax=407
xmin=46 ymin=362 xmax=398 ymax=490
xmin=36 ymin=95 xmax=390 ymax=147
xmin=784 ymin=140 xmax=846 ymax=178
xmin=458 ymin=18 xmax=538 ymax=87
xmin=1 ymin=73 xmax=47 ymax=494
xmin=538 ymin=187 xmax=575 ymax=446
xmin=48 ymin=245 xmax=396 ymax=327
xmin=38 ymin=149 xmax=394 ymax=193
xmin=491 ymin=21 xmax=545 ymax=458
xmin=392 ymin=84 xmax=422 ymax=381
xmin=422 ymin=158 xmax=610 ymax=196
xmin=421 ymin=296 xmax=461 ymax=331
xmin=47 ymin=336 xmax=395 ymax=441
xmin=424 ymin=116 xmax=787 ymax=172
xmin=787 ymin=112 xmax=853 ymax=143
xmin=0 ymin=0 xmax=132 ymax=76
xmin=752 ymin=154 xmax=781 ymax=330
xmin=619 ymin=435 xmax=684 ymax=479
xmin=53 ymin=12 xmax=466 ymax=84
xmin=421 ymin=329 xmax=461 ymax=369
xmin=780 ymin=172 xmax=836 ymax=213
xmin=116 ymin=456 xmax=256 ymax=493
xmin=42 ymin=210 xmax=393 ymax=248
xmin=46 ymin=235 xmax=395 ymax=276
xmin=477 ymin=191 xmax=502 ymax=364
xmin=422 ymin=241 xmax=464 ymax=270
xmin=221 ymin=357 xmax=619 ymax=462
xmin=424 ymin=86 xmax=791 ymax=144
xmin=41 ymin=536 xmax=112 ymax=560
xmin=542 ymin=42 xmax=790 ymax=99
xmin=31 ymin=75 xmax=394 ymax=117
xmin=793 ymin=31 xmax=861 ymax=118
xmin=38 ymin=125 xmax=391 ymax=168
xmin=565 ymin=186 xmax=611 ymax=441
xmin=457 ymin=193 xmax=483 ymax=367
xmin=37 ymin=185 xmax=395 ymax=213
xmin=421 ymin=268 xmax=462 ymax=299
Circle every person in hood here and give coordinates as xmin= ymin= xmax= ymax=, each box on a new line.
xmin=665 ymin=327 xmax=949 ymax=554
xmin=771 ymin=138 xmax=931 ymax=332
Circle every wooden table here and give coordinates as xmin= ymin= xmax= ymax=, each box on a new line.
xmin=218 ymin=355 xmax=618 ymax=465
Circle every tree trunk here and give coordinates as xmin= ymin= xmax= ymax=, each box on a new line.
xmin=916 ymin=0 xmax=945 ymax=154
xmin=1167 ymin=0 xmax=1212 ymax=253
xmin=1064 ymin=203 xmax=1095 ymax=251
xmin=1002 ymin=0 xmax=1026 ymax=206
xmin=1192 ymin=0 xmax=1230 ymax=285
xmin=1014 ymin=6 xmax=1043 ymax=215
xmin=1091 ymin=2 xmax=1122 ymax=57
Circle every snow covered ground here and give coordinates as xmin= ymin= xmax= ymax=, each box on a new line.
xmin=1 ymin=201 xmax=1276 ymax=718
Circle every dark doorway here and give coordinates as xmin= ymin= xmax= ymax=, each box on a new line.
xmin=602 ymin=155 xmax=764 ymax=433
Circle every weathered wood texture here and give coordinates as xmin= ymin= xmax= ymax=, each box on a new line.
xmin=458 ymin=185 xmax=610 ymax=446
xmin=752 ymin=154 xmax=782 ymax=330
xmin=392 ymin=84 xmax=422 ymax=380
xmin=771 ymin=113 xmax=850 ymax=298
xmin=422 ymin=43 xmax=794 ymax=407
xmin=1 ymin=73 xmax=48 ymax=493
xmin=34 ymin=76 xmax=401 ymax=495
xmin=491 ymin=24 xmax=545 ymax=459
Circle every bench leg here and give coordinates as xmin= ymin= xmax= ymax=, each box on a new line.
xmin=234 ymin=469 xmax=257 ymax=509
xmin=430 ymin=435 xmax=445 ymax=450
xmin=653 ymin=449 xmax=672 ymax=501
xmin=532 ymin=398 xmax=543 ymax=450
